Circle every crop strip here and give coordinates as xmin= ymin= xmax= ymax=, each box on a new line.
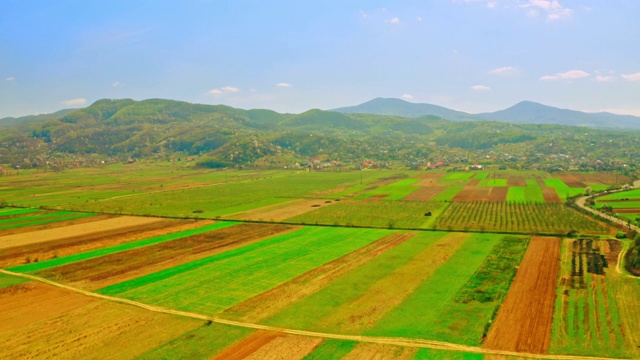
xmin=6 ymin=221 xmax=238 ymax=273
xmin=222 ymin=232 xmax=415 ymax=323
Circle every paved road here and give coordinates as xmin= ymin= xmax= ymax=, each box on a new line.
xmin=574 ymin=180 xmax=640 ymax=233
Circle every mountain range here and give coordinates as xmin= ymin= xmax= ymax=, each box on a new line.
xmin=332 ymin=98 xmax=640 ymax=129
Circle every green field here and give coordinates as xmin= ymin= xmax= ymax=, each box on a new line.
xmin=597 ymin=188 xmax=640 ymax=201
xmin=98 ymin=227 xmax=392 ymax=315
xmin=356 ymin=178 xmax=421 ymax=200
xmin=544 ymin=179 xmax=584 ymax=200
xmin=506 ymin=186 xmax=545 ymax=203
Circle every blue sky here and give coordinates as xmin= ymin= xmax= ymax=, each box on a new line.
xmin=1 ymin=0 xmax=639 ymax=118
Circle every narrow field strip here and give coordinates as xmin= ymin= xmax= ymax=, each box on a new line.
xmin=483 ymin=237 xmax=561 ymax=354
xmin=0 ymin=211 xmax=95 ymax=231
xmin=342 ymin=342 xmax=418 ymax=359
xmin=7 ymin=221 xmax=238 ymax=273
xmin=262 ymin=232 xmax=448 ymax=331
xmin=222 ymin=232 xmax=415 ymax=323
xmin=0 ymin=208 xmax=42 ymax=217
xmin=242 ymin=333 xmax=324 ymax=360
xmin=0 ymin=270 xmax=626 ymax=360
xmin=316 ymin=232 xmax=468 ymax=333
xmin=210 ymin=331 xmax=286 ymax=360
xmin=97 ymin=228 xmax=392 ymax=315
xmin=0 ymin=215 xmax=166 ymax=250
xmin=36 ymin=223 xmax=293 ymax=289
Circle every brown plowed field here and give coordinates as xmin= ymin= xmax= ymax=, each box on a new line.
xmin=414 ymin=178 xmax=440 ymax=187
xmin=415 ymin=173 xmax=445 ymax=180
xmin=243 ymin=335 xmax=324 ymax=360
xmin=404 ymin=186 xmax=447 ymax=201
xmin=488 ymin=187 xmax=508 ymax=201
xmin=229 ymin=199 xmax=335 ymax=222
xmin=483 ymin=236 xmax=561 ymax=354
xmin=37 ymin=223 xmax=294 ymax=289
xmin=342 ymin=343 xmax=417 ymax=360
xmin=507 ymin=178 xmax=527 ymax=187
xmin=0 ymin=219 xmax=199 ymax=268
xmin=223 ymin=233 xmax=415 ymax=323
xmin=0 ymin=282 xmax=98 ymax=333
xmin=0 ymin=283 xmax=199 ymax=360
xmin=453 ymin=187 xmax=490 ymax=201
xmin=0 ymin=215 xmax=165 ymax=249
xmin=557 ymin=172 xmax=630 ymax=186
xmin=542 ymin=187 xmax=563 ymax=203
xmin=211 ymin=331 xmax=284 ymax=360
xmin=613 ymin=208 xmax=640 ymax=213
xmin=0 ymin=213 xmax=113 ymax=236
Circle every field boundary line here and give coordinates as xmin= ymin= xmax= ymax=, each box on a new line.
xmin=0 ymin=269 xmax=630 ymax=360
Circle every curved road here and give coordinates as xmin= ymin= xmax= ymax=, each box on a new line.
xmin=574 ymin=180 xmax=640 ymax=233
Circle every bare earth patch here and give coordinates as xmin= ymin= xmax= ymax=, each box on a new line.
xmin=342 ymin=343 xmax=417 ymax=360
xmin=228 ymin=199 xmax=335 ymax=222
xmin=243 ymin=335 xmax=324 ymax=360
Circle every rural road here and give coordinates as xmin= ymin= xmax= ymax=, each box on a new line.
xmin=574 ymin=179 xmax=640 ymax=233
xmin=0 ymin=269 xmax=630 ymax=360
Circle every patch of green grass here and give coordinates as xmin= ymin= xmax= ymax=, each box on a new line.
xmin=98 ymin=227 xmax=391 ymax=315
xmin=357 ymin=178 xmax=421 ymax=200
xmin=302 ymin=339 xmax=357 ymax=360
xmin=286 ymin=200 xmax=446 ymax=229
xmin=0 ymin=208 xmax=42 ymax=216
xmin=443 ymin=173 xmax=475 ymax=180
xmin=525 ymin=179 xmax=539 ymax=187
xmin=597 ymin=188 xmax=640 ymax=201
xmin=8 ymin=222 xmax=238 ymax=273
xmin=413 ymin=348 xmax=484 ymax=359
xmin=431 ymin=186 xmax=464 ymax=201
xmin=0 ymin=212 xmax=96 ymax=231
xmin=365 ymin=233 xmax=506 ymax=345
xmin=473 ymin=172 xmax=489 ymax=180
xmin=136 ymin=323 xmax=253 ymax=360
xmin=507 ymin=186 xmax=545 ymax=203
xmin=454 ymin=236 xmax=529 ymax=304
xmin=0 ymin=273 xmax=29 ymax=289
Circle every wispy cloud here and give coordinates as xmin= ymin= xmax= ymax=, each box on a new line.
xmin=221 ymin=86 xmax=240 ymax=92
xmin=487 ymin=1 xmax=498 ymax=8
xmin=594 ymin=75 xmax=614 ymax=82
xmin=401 ymin=93 xmax=414 ymax=100
xmin=471 ymin=85 xmax=491 ymax=91
xmin=490 ymin=66 xmax=517 ymax=76
xmin=276 ymin=82 xmax=292 ymax=87
xmin=385 ymin=17 xmax=400 ymax=24
xmin=5 ymin=76 xmax=15 ymax=81
xmin=207 ymin=86 xmax=240 ymax=96
xmin=62 ymin=98 xmax=87 ymax=106
xmin=112 ymin=81 xmax=123 ymax=87
xmin=621 ymin=72 xmax=640 ymax=82
xmin=540 ymin=69 xmax=590 ymax=81
xmin=519 ymin=0 xmax=573 ymax=21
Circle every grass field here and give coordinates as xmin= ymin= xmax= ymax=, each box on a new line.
xmin=506 ymin=186 xmax=545 ymax=203
xmin=356 ymin=178 xmax=421 ymax=200
xmin=98 ymin=227 xmax=392 ymax=315
xmin=544 ymin=179 xmax=585 ymax=200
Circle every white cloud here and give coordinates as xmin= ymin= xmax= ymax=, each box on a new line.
xmin=5 ymin=76 xmax=15 ymax=81
xmin=207 ymin=86 xmax=240 ymax=96
xmin=594 ymin=75 xmax=614 ymax=82
xmin=487 ymin=1 xmax=498 ymax=9
xmin=385 ymin=17 xmax=400 ymax=24
xmin=540 ymin=69 xmax=590 ymax=81
xmin=621 ymin=72 xmax=640 ymax=82
xmin=401 ymin=93 xmax=414 ymax=100
xmin=471 ymin=85 xmax=491 ymax=91
xmin=276 ymin=82 xmax=292 ymax=87
xmin=416 ymin=16 xmax=423 ymax=21
xmin=62 ymin=98 xmax=87 ymax=106
xmin=490 ymin=66 xmax=517 ymax=76
xmin=207 ymin=89 xmax=223 ymax=96
xmin=221 ymin=86 xmax=240 ymax=92
xmin=519 ymin=0 xmax=573 ymax=21
xmin=112 ymin=81 xmax=122 ymax=87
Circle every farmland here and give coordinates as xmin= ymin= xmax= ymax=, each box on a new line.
xmin=0 ymin=164 xmax=637 ymax=359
